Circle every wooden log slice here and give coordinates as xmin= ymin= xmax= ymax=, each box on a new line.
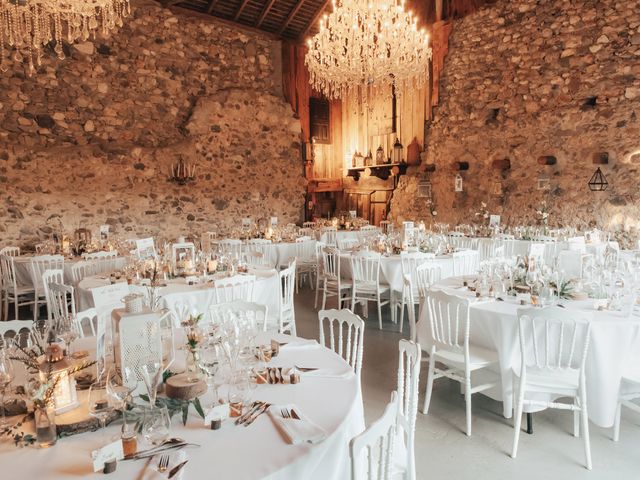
xmin=165 ymin=373 xmax=207 ymax=401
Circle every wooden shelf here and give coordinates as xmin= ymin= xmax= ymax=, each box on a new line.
xmin=347 ymin=163 xmax=408 ymax=181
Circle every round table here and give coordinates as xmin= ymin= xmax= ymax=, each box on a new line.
xmin=77 ymin=268 xmax=281 ymax=322
xmin=12 ymin=255 xmax=127 ymax=287
xmin=0 ymin=332 xmax=365 ymax=479
xmin=417 ymin=276 xmax=640 ymax=427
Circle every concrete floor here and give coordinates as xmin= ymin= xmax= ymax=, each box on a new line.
xmin=294 ymin=288 xmax=640 ymax=480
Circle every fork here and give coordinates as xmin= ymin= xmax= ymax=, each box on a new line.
xmin=158 ymin=454 xmax=170 ymax=472
xmin=281 ymin=408 xmax=291 ymax=419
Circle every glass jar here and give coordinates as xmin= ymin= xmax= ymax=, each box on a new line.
xmin=34 ymin=406 xmax=57 ymax=448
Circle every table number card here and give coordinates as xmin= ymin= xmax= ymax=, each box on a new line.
xmin=270 ymin=217 xmax=278 ymax=227
xmin=135 ymin=237 xmax=156 ymax=259
xmin=99 ymin=224 xmax=110 ymax=241
xmin=91 ymin=440 xmax=124 ymax=472
xmin=489 ymin=215 xmax=501 ymax=228
xmin=349 ymin=210 xmax=357 ymax=218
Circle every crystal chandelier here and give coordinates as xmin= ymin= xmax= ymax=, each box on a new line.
xmin=305 ymin=0 xmax=432 ymax=101
xmin=0 ymin=0 xmax=130 ymax=75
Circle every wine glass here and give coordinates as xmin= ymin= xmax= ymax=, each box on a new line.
xmin=88 ymin=382 xmax=115 ymax=441
xmin=57 ymin=315 xmax=79 ymax=356
xmin=141 ymin=362 xmax=163 ymax=407
xmin=198 ymin=343 xmax=221 ymax=408
xmin=0 ymin=352 xmax=14 ymax=427
xmin=141 ymin=406 xmax=170 ymax=446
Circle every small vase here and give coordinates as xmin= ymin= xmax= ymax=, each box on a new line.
xmin=34 ymin=406 xmax=57 ymax=448
xmin=186 ymin=349 xmax=201 ymax=383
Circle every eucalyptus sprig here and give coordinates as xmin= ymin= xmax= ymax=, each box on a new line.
xmin=137 ymin=395 xmax=205 ymax=426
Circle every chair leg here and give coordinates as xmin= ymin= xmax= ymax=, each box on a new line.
xmin=613 ymin=402 xmax=621 ymax=442
xmin=573 ymin=402 xmax=580 ymax=438
xmin=580 ymin=393 xmax=592 ymax=470
xmin=422 ymin=350 xmax=436 ymax=414
xmin=321 ymin=281 xmax=327 ymax=310
xmin=377 ymin=293 xmax=382 ymax=330
xmin=399 ymin=290 xmax=406 ymax=330
xmin=465 ymin=376 xmax=472 ymax=436
xmin=314 ymin=276 xmax=320 ymax=309
xmin=511 ymin=382 xmax=525 ymax=458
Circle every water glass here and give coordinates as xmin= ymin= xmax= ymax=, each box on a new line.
xmin=142 ymin=406 xmax=171 ymax=447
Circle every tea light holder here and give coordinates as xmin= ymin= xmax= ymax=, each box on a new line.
xmin=38 ymin=344 xmax=80 ymax=414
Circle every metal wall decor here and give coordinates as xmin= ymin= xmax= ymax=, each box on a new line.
xmin=418 ymin=179 xmax=432 ymax=199
xmin=168 ymin=158 xmax=197 ymax=185
xmin=588 ymin=167 xmax=608 ymax=191
xmin=454 ymin=174 xmax=463 ymax=192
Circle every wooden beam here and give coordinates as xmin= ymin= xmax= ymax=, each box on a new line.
xmin=299 ymin=0 xmax=329 ymax=40
xmin=207 ymin=0 xmax=220 ymax=14
xmin=278 ymin=0 xmax=306 ymax=35
xmin=233 ymin=0 xmax=251 ymax=21
xmin=435 ymin=0 xmax=443 ymax=21
xmin=256 ymin=0 xmax=277 ymax=27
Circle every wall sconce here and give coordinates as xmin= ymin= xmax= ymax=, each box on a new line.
xmin=454 ymin=174 xmax=463 ymax=192
xmin=39 ymin=344 xmax=80 ymax=414
xmin=392 ymin=138 xmax=404 ymax=164
xmin=376 ymin=145 xmax=385 ymax=165
xmin=418 ymin=179 xmax=432 ymax=199
xmin=168 ymin=158 xmax=196 ymax=185
xmin=588 ymin=152 xmax=609 ymax=191
xmin=537 ymin=173 xmax=551 ymax=190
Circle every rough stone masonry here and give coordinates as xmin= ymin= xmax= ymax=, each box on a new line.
xmin=0 ymin=0 xmax=306 ymax=247
xmin=390 ymin=0 xmax=640 ymax=247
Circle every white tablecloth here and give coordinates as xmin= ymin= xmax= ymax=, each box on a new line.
xmin=13 ymin=255 xmax=126 ymax=287
xmin=77 ymin=268 xmax=281 ymax=321
xmin=417 ymin=276 xmax=640 ymax=427
xmin=339 ymin=253 xmax=460 ymax=292
xmin=0 ymin=332 xmax=365 ymax=480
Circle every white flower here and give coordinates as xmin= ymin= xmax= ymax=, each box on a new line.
xmin=481 ymin=202 xmax=487 ymax=208
xmin=432 ymin=211 xmax=438 ymax=216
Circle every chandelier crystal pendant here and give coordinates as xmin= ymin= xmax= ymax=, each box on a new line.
xmin=304 ymin=0 xmax=432 ymax=101
xmin=0 ymin=0 xmax=131 ymax=75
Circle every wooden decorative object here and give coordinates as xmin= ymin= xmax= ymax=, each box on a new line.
xmin=406 ymin=138 xmax=421 ymax=165
xmin=165 ymin=373 xmax=207 ymax=401
xmin=56 ymin=407 xmax=119 ymax=437
xmin=537 ymin=155 xmax=557 ymax=166
xmin=454 ymin=161 xmax=469 ymax=171
xmin=592 ymin=152 xmax=609 ymax=164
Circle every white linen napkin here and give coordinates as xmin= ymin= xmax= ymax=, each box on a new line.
xmin=279 ymin=338 xmax=319 ymax=350
xmin=267 ymin=404 xmax=327 ymax=445
xmin=140 ymin=450 xmax=187 ymax=480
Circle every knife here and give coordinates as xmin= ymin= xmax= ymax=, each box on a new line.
xmin=235 ymin=401 xmax=260 ymax=425
xmin=168 ymin=460 xmax=189 ymax=479
xmin=244 ymin=403 xmax=270 ymax=427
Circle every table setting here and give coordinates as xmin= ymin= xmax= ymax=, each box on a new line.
xmin=0 ymin=301 xmax=364 ymax=480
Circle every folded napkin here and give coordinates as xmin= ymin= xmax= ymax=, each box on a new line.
xmin=296 ymin=366 xmax=354 ymax=379
xmin=141 ymin=450 xmax=187 ymax=480
xmin=267 ymin=404 xmax=327 ymax=445
xmin=279 ymin=339 xmax=319 ymax=350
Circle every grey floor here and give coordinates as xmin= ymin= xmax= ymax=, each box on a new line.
xmin=294 ymin=288 xmax=640 ymax=480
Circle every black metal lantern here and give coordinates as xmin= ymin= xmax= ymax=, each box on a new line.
xmin=392 ymin=138 xmax=404 ymax=164
xmin=588 ymin=167 xmax=608 ymax=191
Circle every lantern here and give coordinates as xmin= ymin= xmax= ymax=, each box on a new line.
xmin=588 ymin=167 xmax=608 ymax=191
xmin=39 ymin=344 xmax=79 ymax=414
xmin=392 ymin=138 xmax=404 ymax=164
xmin=376 ymin=145 xmax=385 ymax=165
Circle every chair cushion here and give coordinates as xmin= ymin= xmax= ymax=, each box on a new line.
xmin=433 ymin=344 xmax=498 ymax=369
xmin=512 ymin=366 xmax=580 ymax=392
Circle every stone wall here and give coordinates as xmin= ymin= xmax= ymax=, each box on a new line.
xmin=390 ymin=0 xmax=640 ymax=244
xmin=0 ymin=0 xmax=305 ymax=247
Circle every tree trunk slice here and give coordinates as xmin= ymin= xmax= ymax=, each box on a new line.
xmin=165 ymin=373 xmax=207 ymax=401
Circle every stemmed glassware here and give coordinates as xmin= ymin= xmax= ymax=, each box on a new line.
xmin=0 ymin=351 xmax=14 ymax=428
xmin=198 ymin=342 xmax=221 ymax=408
xmin=88 ymin=381 xmax=115 ymax=442
xmin=141 ymin=362 xmax=163 ymax=408
xmin=57 ymin=315 xmax=79 ymax=356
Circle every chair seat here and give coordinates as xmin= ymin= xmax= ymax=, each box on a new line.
xmin=7 ymin=285 xmax=35 ymax=296
xmin=620 ymin=364 xmax=640 ymax=392
xmin=434 ymin=344 xmax=498 ymax=370
xmin=353 ymin=282 xmax=390 ymax=295
xmin=325 ymin=279 xmax=351 ymax=290
xmin=512 ymin=366 xmax=580 ymax=394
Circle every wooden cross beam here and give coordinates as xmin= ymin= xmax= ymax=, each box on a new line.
xmin=299 ymin=0 xmax=329 ymax=39
xmin=278 ymin=0 xmax=306 ymax=35
xmin=255 ymin=0 xmax=277 ymax=27
xmin=234 ymin=0 xmax=252 ymax=21
xmin=207 ymin=0 xmax=220 ymax=14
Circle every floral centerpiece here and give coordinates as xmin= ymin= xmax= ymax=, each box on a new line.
xmin=474 ymin=202 xmax=490 ymax=225
xmin=536 ymin=201 xmax=550 ymax=234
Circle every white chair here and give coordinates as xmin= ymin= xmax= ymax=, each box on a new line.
xmin=380 ymin=220 xmax=393 ymax=235
xmin=397 ymin=252 xmax=435 ymax=333
xmin=397 ymin=340 xmax=421 ymax=480
xmin=209 ymin=301 xmax=268 ymax=332
xmin=48 ymin=282 xmax=77 ymax=325
xmin=302 ymin=221 xmax=316 ymax=229
xmin=70 ymin=260 xmax=97 ymax=284
xmin=295 ymin=239 xmax=317 ymax=293
xmin=1 ymin=254 xmax=35 ymax=321
xmin=321 ymin=227 xmax=338 ymax=247
xmin=557 ymin=250 xmax=591 ymax=279
xmin=75 ymin=308 xmax=99 ymax=337
xmin=275 ymin=260 xmax=296 ymax=334
xmin=350 ymin=391 xmax=399 ymax=480
xmin=214 ymin=274 xmax=256 ymax=304
xmin=350 ymin=251 xmax=391 ymax=329
xmin=511 ymin=307 xmax=593 ymax=469
xmin=41 ymin=268 xmax=65 ymax=321
xmin=318 ymin=309 xmax=364 ymax=378
xmin=320 ymin=247 xmax=351 ymax=310
xmin=0 ymin=247 xmax=19 ymax=321
xmin=477 ymin=238 xmax=505 ymax=262
xmin=0 ymin=319 xmax=35 ymax=348
xmin=613 ymin=365 xmax=640 ymax=441
xmin=244 ymin=251 xmax=270 ymax=268
xmin=30 ymin=255 xmax=64 ymax=321
xmin=91 ymin=282 xmax=131 ymax=319
xmin=422 ymin=290 xmax=499 ymax=436
xmin=246 ymin=238 xmax=272 ymax=245
xmin=215 ymin=239 xmax=244 ymax=258
xmin=82 ymin=251 xmax=118 ymax=273
xmin=299 ymin=227 xmax=315 ymax=239
xmin=337 ymin=237 xmax=360 ymax=251
xmin=245 ymin=242 xmax=275 ymax=268
xmin=415 ymin=262 xmax=442 ymax=303
xmin=452 ymin=250 xmax=478 ymax=277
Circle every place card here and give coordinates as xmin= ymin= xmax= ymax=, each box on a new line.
xmin=91 ymin=440 xmax=124 ymax=472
